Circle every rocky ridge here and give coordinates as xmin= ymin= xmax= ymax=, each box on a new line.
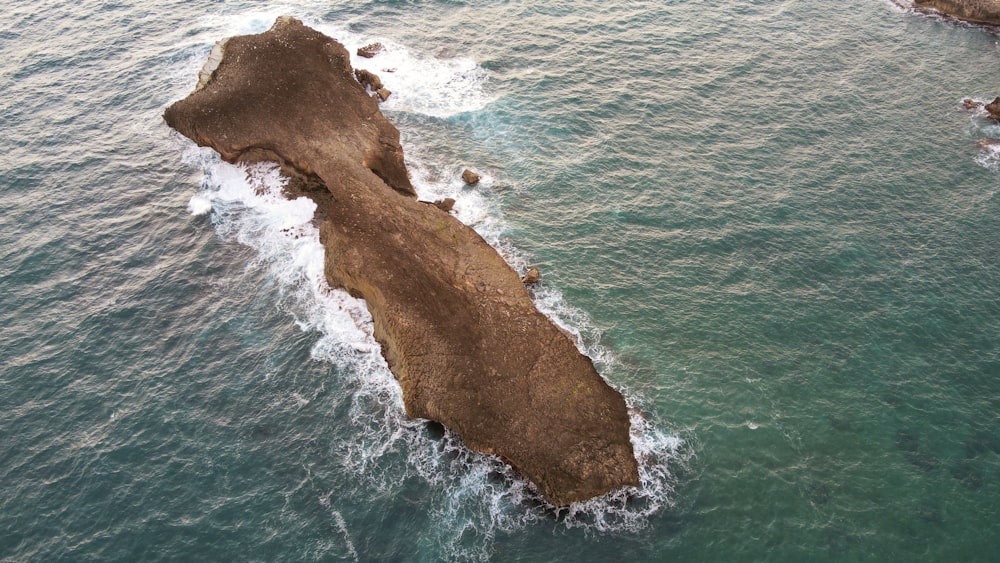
xmin=164 ymin=17 xmax=640 ymax=506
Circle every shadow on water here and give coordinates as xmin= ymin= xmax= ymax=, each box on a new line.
xmin=827 ymin=415 xmax=858 ymax=433
xmin=894 ymin=430 xmax=939 ymax=472
xmin=804 ymin=479 xmax=832 ymax=507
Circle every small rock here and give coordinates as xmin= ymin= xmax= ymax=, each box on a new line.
xmin=433 ymin=198 xmax=456 ymax=212
xmin=357 ymin=42 xmax=384 ymax=58
xmin=522 ymin=267 xmax=540 ymax=285
xmin=354 ymin=68 xmax=383 ymax=91
xmin=963 ymin=98 xmax=982 ymax=110
xmin=376 ymin=88 xmax=392 ymax=102
xmin=462 ymin=168 xmax=480 ymax=185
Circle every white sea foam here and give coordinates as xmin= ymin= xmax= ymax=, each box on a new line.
xmin=183 ymin=148 xmax=687 ymax=553
xmin=187 ymin=194 xmax=212 ymax=216
xmin=963 ymin=96 xmax=1000 ymax=173
xmin=181 ymin=147 xmax=381 ymax=368
xmin=181 ymin=10 xmax=493 ymax=118
xmin=198 ymin=7 xmax=309 ymax=38
xmin=174 ymin=13 xmax=687 ymax=556
xmin=406 ymin=157 xmax=506 ymax=246
xmin=882 ymin=0 xmax=911 ymax=14
xmin=318 ymin=493 xmax=360 ymax=562
xmin=975 ymin=140 xmax=1000 ymax=172
xmin=330 ymin=31 xmax=494 ymax=118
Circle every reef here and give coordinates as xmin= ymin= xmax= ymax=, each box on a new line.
xmin=164 ymin=17 xmax=639 ymax=505
xmin=913 ymin=0 xmax=1000 ymax=26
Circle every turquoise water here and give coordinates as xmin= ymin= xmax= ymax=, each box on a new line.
xmin=3 ymin=0 xmax=1000 ymax=560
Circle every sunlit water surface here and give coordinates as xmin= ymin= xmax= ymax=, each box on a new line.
xmin=2 ymin=1 xmax=999 ymax=560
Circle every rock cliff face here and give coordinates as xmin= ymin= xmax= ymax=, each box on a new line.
xmin=913 ymin=0 xmax=1000 ymax=26
xmin=164 ymin=17 xmax=639 ymax=505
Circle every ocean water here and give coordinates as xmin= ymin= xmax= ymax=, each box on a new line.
xmin=3 ymin=0 xmax=1000 ymax=560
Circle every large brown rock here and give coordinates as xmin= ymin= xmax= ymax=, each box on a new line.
xmin=164 ymin=17 xmax=639 ymax=505
xmin=913 ymin=0 xmax=1000 ymax=26
xmin=357 ymin=42 xmax=384 ymax=58
xmin=462 ymin=168 xmax=481 ymax=185
xmin=354 ymin=68 xmax=384 ymax=92
xmin=985 ymin=96 xmax=1000 ymax=120
xmin=522 ymin=267 xmax=541 ymax=285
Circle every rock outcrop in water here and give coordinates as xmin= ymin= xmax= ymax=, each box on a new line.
xmin=164 ymin=17 xmax=639 ymax=505
xmin=462 ymin=168 xmax=481 ymax=185
xmin=913 ymin=0 xmax=1000 ymax=26
xmin=985 ymin=96 xmax=1000 ymax=119
xmin=357 ymin=42 xmax=383 ymax=58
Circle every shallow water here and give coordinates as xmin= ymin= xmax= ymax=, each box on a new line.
xmin=2 ymin=0 xmax=999 ymax=560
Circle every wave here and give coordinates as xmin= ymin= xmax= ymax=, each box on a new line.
xmin=332 ymin=30 xmax=494 ymax=118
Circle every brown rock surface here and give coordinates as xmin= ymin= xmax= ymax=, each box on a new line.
xmin=462 ymin=168 xmax=481 ymax=185
xmin=357 ymin=42 xmax=384 ymax=58
xmin=986 ymin=96 xmax=1000 ymax=120
xmin=164 ymin=17 xmax=639 ymax=505
xmin=354 ymin=68 xmax=384 ymax=91
xmin=963 ymin=98 xmax=982 ymax=110
xmin=522 ymin=267 xmax=541 ymax=285
xmin=914 ymin=0 xmax=1000 ymax=25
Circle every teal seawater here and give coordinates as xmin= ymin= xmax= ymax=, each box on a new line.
xmin=3 ymin=0 xmax=1000 ymax=560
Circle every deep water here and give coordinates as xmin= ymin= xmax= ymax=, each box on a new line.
xmin=2 ymin=0 xmax=1000 ymax=560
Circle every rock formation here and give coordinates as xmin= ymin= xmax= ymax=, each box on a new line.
xmin=963 ymin=97 xmax=1000 ymax=120
xmin=522 ymin=267 xmax=541 ymax=285
xmin=357 ymin=42 xmax=384 ymax=58
xmin=164 ymin=17 xmax=639 ymax=506
xmin=432 ymin=198 xmax=456 ymax=213
xmin=913 ymin=0 xmax=1000 ymax=26
xmin=462 ymin=168 xmax=481 ymax=185
xmin=985 ymin=96 xmax=1000 ymax=120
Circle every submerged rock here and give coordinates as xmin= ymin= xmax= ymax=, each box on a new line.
xmin=357 ymin=42 xmax=383 ymax=58
xmin=914 ymin=0 xmax=1000 ymax=26
xmin=164 ymin=17 xmax=638 ymax=505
